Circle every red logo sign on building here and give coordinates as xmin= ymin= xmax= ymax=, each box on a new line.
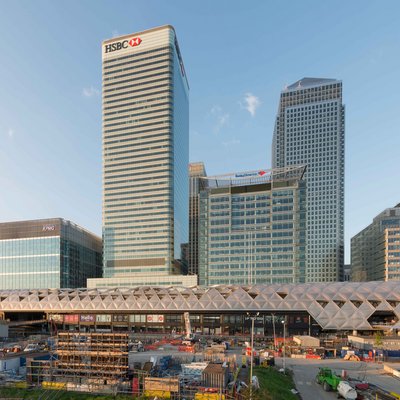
xmin=258 ymin=170 xmax=266 ymax=176
xmin=129 ymin=37 xmax=142 ymax=47
xmin=105 ymin=37 xmax=142 ymax=53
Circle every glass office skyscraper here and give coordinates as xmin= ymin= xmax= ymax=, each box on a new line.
xmin=272 ymin=78 xmax=344 ymax=282
xmin=0 ymin=218 xmax=102 ymax=289
xmin=188 ymin=162 xmax=207 ymax=278
xmin=100 ymin=25 xmax=190 ymax=286
xmin=198 ymin=166 xmax=307 ymax=286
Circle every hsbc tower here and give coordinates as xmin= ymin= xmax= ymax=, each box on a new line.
xmin=89 ymin=26 xmax=194 ymax=288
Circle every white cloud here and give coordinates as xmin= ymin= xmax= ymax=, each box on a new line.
xmin=112 ymin=30 xmax=120 ymax=38
xmin=210 ymin=105 xmax=229 ymax=133
xmin=82 ymin=86 xmax=100 ymax=97
xmin=8 ymin=128 xmax=14 ymax=138
xmin=222 ymin=138 xmax=240 ymax=147
xmin=243 ymin=93 xmax=260 ymax=117
xmin=211 ymin=105 xmax=222 ymax=115
xmin=218 ymin=113 xmax=229 ymax=127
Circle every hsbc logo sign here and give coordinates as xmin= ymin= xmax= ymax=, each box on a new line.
xmin=105 ymin=37 xmax=142 ymax=53
xmin=129 ymin=37 xmax=142 ymax=47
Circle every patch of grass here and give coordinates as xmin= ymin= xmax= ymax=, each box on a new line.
xmin=245 ymin=366 xmax=299 ymax=400
xmin=0 ymin=386 xmax=134 ymax=399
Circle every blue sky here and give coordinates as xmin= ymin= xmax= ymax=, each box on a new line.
xmin=0 ymin=0 xmax=399 ymax=263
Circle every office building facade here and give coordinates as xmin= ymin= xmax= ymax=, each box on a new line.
xmin=188 ymin=162 xmax=207 ymax=277
xmin=198 ymin=166 xmax=306 ymax=286
xmin=101 ymin=25 xmax=189 ymax=285
xmin=0 ymin=218 xmax=102 ymax=289
xmin=272 ymin=78 xmax=345 ymax=282
xmin=351 ymin=204 xmax=400 ymax=281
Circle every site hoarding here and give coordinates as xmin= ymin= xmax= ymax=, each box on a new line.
xmin=144 ymin=377 xmax=179 ymax=392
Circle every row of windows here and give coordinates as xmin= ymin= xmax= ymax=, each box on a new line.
xmin=208 ymin=254 xmax=294 ymax=262
xmin=105 ymin=150 xmax=171 ymax=164
xmin=104 ymin=96 xmax=171 ymax=119
xmin=104 ymin=171 xmax=171 ymax=188
xmin=209 ymin=246 xmax=294 ymax=254
xmin=208 ymin=269 xmax=294 ymax=276
xmin=104 ymin=69 xmax=172 ymax=94
xmin=105 ymin=168 xmax=171 ymax=182
xmin=103 ymin=55 xmax=172 ymax=77
xmin=104 ymin=90 xmax=173 ymax=112
xmin=103 ymin=45 xmax=171 ymax=66
xmin=103 ymin=77 xmax=172 ymax=103
xmin=104 ymin=106 xmax=172 ymax=129
xmin=104 ymin=104 xmax=172 ymax=126
xmin=104 ymin=115 xmax=172 ymax=135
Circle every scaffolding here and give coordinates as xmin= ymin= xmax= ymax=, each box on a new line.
xmin=28 ymin=331 xmax=129 ymax=395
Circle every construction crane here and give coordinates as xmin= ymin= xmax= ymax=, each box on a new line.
xmin=182 ymin=312 xmax=195 ymax=345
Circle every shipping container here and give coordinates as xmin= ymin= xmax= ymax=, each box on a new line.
xmin=0 ymin=356 xmax=20 ymax=372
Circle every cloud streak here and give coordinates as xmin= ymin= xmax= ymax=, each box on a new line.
xmin=243 ymin=93 xmax=260 ymax=116
xmin=8 ymin=128 xmax=14 ymax=138
xmin=222 ymin=138 xmax=240 ymax=147
xmin=211 ymin=105 xmax=229 ymax=133
xmin=82 ymin=86 xmax=100 ymax=97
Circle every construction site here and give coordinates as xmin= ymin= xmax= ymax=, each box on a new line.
xmin=0 ymin=284 xmax=400 ymax=398
xmin=2 ymin=326 xmax=400 ymax=399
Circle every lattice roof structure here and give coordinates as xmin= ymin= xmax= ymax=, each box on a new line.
xmin=1 ymin=282 xmax=400 ymax=330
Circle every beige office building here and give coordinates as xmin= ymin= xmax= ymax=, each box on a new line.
xmin=88 ymin=25 xmax=195 ymax=288
xmin=351 ymin=204 xmax=400 ymax=281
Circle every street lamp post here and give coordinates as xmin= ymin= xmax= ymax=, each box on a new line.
xmin=282 ymin=318 xmax=286 ymax=372
xmin=248 ymin=312 xmax=259 ymax=400
xmin=271 ymin=313 xmax=276 ymax=351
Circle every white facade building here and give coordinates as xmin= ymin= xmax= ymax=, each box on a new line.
xmin=91 ymin=25 xmax=190 ymax=288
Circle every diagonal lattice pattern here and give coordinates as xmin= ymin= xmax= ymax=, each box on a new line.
xmin=1 ymin=282 xmax=400 ymax=330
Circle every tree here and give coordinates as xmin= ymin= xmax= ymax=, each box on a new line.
xmin=374 ymin=331 xmax=383 ymax=348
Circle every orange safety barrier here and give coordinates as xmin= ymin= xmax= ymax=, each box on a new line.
xmin=178 ymin=345 xmax=195 ymax=353
xmin=305 ymin=354 xmax=321 ymax=359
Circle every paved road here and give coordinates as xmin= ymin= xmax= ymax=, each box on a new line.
xmin=276 ymin=358 xmax=400 ymax=399
xmin=277 ymin=358 xmax=335 ymax=400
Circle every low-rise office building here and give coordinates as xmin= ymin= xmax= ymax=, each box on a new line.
xmin=198 ymin=166 xmax=307 ymax=285
xmin=351 ymin=204 xmax=400 ymax=281
xmin=0 ymin=218 xmax=102 ymax=289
